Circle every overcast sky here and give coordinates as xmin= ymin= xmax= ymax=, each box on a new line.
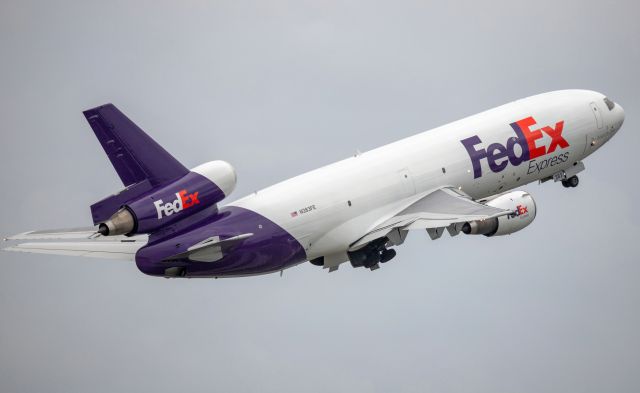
xmin=1 ymin=1 xmax=639 ymax=392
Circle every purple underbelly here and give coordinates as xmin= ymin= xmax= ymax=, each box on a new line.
xmin=134 ymin=206 xmax=306 ymax=277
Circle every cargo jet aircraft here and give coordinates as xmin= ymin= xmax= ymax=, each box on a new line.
xmin=3 ymin=90 xmax=625 ymax=277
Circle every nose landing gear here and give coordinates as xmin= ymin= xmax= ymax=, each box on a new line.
xmin=562 ymin=175 xmax=579 ymax=188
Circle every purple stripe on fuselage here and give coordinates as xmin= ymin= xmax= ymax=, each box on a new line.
xmin=135 ymin=206 xmax=307 ymax=277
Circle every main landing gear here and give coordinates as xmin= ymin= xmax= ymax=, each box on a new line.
xmin=348 ymin=239 xmax=397 ymax=271
xmin=380 ymin=249 xmax=396 ymax=263
xmin=562 ymin=175 xmax=579 ymax=188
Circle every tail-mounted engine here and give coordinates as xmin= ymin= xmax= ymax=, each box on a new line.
xmin=462 ymin=190 xmax=537 ymax=236
xmin=96 ymin=161 xmax=236 ymax=236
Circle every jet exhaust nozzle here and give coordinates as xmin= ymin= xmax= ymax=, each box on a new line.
xmin=98 ymin=208 xmax=135 ymax=236
xmin=461 ymin=218 xmax=499 ymax=236
xmin=462 ymin=190 xmax=537 ymax=237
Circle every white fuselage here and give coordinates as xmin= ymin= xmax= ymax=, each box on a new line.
xmin=230 ymin=90 xmax=624 ymax=263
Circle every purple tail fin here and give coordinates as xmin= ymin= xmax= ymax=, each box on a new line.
xmin=84 ymin=104 xmax=190 ymax=225
xmin=83 ymin=104 xmax=188 ymax=187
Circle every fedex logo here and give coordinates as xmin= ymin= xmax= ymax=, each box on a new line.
xmin=153 ymin=189 xmax=200 ymax=219
xmin=461 ymin=116 xmax=569 ymax=178
xmin=514 ymin=204 xmax=528 ymax=217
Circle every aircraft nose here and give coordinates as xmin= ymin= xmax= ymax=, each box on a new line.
xmin=616 ymin=103 xmax=625 ymax=127
xmin=605 ymin=96 xmax=625 ymax=131
xmin=611 ymin=102 xmax=625 ymax=133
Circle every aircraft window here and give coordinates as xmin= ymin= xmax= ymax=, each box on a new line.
xmin=603 ymin=97 xmax=615 ymax=111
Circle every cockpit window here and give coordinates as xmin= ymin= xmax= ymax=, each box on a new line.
xmin=604 ymin=97 xmax=615 ymax=111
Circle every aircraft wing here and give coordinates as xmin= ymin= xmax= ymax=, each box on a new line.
xmin=3 ymin=227 xmax=148 ymax=261
xmin=350 ymin=187 xmax=513 ymax=250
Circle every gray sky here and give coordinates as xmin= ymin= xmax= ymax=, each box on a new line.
xmin=1 ymin=1 xmax=639 ymax=392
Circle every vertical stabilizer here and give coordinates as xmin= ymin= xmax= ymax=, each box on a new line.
xmin=83 ymin=104 xmax=188 ymax=187
xmin=84 ymin=104 xmax=190 ymax=224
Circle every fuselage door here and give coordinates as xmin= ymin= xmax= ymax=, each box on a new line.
xmin=590 ymin=102 xmax=603 ymax=129
xmin=585 ymin=102 xmax=604 ymax=154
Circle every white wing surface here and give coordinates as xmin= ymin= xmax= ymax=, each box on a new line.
xmin=4 ymin=241 xmax=145 ymax=261
xmin=350 ymin=187 xmax=512 ymax=249
xmin=6 ymin=227 xmax=102 ymax=241
xmin=4 ymin=227 xmax=148 ymax=261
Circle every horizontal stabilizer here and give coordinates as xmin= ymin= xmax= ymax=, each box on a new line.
xmin=5 ymin=227 xmax=148 ymax=242
xmin=4 ymin=241 xmax=145 ymax=261
xmin=6 ymin=226 xmax=100 ymax=241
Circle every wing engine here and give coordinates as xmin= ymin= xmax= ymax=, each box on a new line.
xmin=345 ymin=188 xmax=536 ymax=271
xmin=462 ymin=191 xmax=536 ymax=236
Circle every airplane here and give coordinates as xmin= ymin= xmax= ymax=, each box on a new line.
xmin=3 ymin=90 xmax=625 ymax=277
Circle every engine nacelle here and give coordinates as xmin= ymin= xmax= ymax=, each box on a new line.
xmin=98 ymin=161 xmax=236 ymax=236
xmin=462 ymin=190 xmax=537 ymax=237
